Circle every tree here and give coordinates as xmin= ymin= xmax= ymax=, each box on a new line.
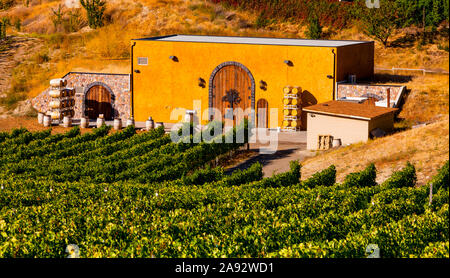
xmin=306 ymin=15 xmax=322 ymax=40
xmin=14 ymin=18 xmax=21 ymax=32
xmin=51 ymin=4 xmax=64 ymax=32
xmin=0 ymin=17 xmax=9 ymax=40
xmin=80 ymin=0 xmax=106 ymax=29
xmin=360 ymin=1 xmax=397 ymax=47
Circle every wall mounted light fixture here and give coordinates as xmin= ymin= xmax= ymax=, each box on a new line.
xmin=259 ymin=80 xmax=267 ymax=91
xmin=284 ymin=60 xmax=294 ymax=67
xmin=198 ymin=78 xmax=206 ymax=88
xmin=134 ymin=69 xmax=140 ymax=73
xmin=169 ymin=56 xmax=179 ymax=62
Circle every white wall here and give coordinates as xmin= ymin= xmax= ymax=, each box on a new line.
xmin=306 ymin=113 xmax=369 ymax=150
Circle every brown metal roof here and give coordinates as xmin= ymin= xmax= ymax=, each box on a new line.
xmin=303 ymin=101 xmax=398 ymax=120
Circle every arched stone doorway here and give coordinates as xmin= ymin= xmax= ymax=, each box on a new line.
xmin=209 ymin=62 xmax=255 ymax=126
xmin=84 ymin=82 xmax=115 ymax=120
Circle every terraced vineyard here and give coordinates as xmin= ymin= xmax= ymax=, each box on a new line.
xmin=0 ymin=123 xmax=448 ymax=258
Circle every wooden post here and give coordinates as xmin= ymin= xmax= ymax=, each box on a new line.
xmin=429 ymin=183 xmax=433 ymax=206
xmin=386 ymin=88 xmax=391 ymax=108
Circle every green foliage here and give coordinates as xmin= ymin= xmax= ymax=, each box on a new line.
xmin=182 ymin=166 xmax=224 ymax=186
xmin=221 ymin=162 xmax=263 ymax=186
xmin=255 ymin=10 xmax=270 ymax=29
xmin=430 ymin=160 xmax=449 ymax=191
xmin=80 ymin=0 xmax=106 ymax=29
xmin=253 ymin=160 xmax=300 ymax=188
xmin=302 ymin=165 xmax=336 ymax=189
xmin=358 ymin=0 xmax=397 ymax=46
xmin=305 ymin=15 xmax=322 ymax=40
xmin=0 ymin=127 xmax=448 ymax=258
xmin=420 ymin=241 xmax=449 ymax=258
xmin=0 ymin=0 xmax=15 ymax=10
xmin=343 ymin=163 xmax=377 ymax=188
xmin=0 ymin=17 xmax=9 ymax=40
xmin=382 ymin=162 xmax=417 ymax=189
xmin=13 ymin=18 xmax=20 ymax=32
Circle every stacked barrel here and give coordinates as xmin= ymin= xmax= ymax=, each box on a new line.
xmin=282 ymin=86 xmax=302 ymax=131
xmin=48 ymin=79 xmax=75 ymax=125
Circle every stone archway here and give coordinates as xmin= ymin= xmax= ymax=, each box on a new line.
xmin=208 ymin=62 xmax=255 ymax=126
xmin=84 ymin=82 xmax=116 ymax=120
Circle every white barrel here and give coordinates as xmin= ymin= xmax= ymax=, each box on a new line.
xmin=126 ymin=118 xmax=135 ymax=127
xmin=49 ymin=89 xmax=61 ymax=98
xmin=38 ymin=112 xmax=44 ymax=124
xmin=80 ymin=117 xmax=89 ymax=128
xmin=113 ymin=118 xmax=122 ymax=130
xmin=51 ymin=111 xmax=61 ymax=120
xmin=49 ymin=100 xmax=61 ymax=109
xmin=332 ymin=138 xmax=342 ymax=148
xmin=96 ymin=117 xmax=105 ymax=128
xmin=50 ymin=78 xmax=67 ymax=87
xmin=63 ymin=116 xmax=72 ymax=128
xmin=155 ymin=122 xmax=164 ymax=129
xmin=43 ymin=115 xmax=51 ymax=127
xmin=146 ymin=117 xmax=155 ymax=131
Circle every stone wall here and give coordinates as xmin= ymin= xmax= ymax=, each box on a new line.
xmin=337 ymin=83 xmax=406 ymax=107
xmin=32 ymin=72 xmax=131 ymax=121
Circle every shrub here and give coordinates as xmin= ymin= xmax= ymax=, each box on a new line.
xmin=222 ymin=162 xmax=263 ymax=186
xmin=306 ymin=15 xmax=322 ymax=40
xmin=80 ymin=0 xmax=106 ymax=29
xmin=420 ymin=241 xmax=449 ymax=258
xmin=302 ymin=165 xmax=336 ymax=189
xmin=430 ymin=160 xmax=449 ymax=191
xmin=256 ymin=160 xmax=301 ymax=188
xmin=343 ymin=163 xmax=377 ymax=188
xmin=382 ymin=162 xmax=417 ymax=189
xmin=182 ymin=166 xmax=224 ymax=186
xmin=255 ymin=10 xmax=270 ymax=29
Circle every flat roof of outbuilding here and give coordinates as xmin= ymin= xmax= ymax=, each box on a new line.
xmin=303 ymin=101 xmax=398 ymax=120
xmin=134 ymin=34 xmax=373 ymax=47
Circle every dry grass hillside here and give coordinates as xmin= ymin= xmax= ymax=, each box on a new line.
xmin=0 ymin=0 xmax=448 ymax=98
xmin=301 ymin=115 xmax=449 ymax=186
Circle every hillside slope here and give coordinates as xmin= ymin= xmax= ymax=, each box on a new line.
xmin=301 ymin=115 xmax=449 ymax=186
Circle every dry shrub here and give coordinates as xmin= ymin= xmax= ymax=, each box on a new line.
xmin=85 ymin=24 xmax=137 ymax=58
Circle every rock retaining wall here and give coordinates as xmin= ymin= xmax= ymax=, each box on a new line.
xmin=337 ymin=83 xmax=406 ymax=107
xmin=32 ymin=72 xmax=131 ymax=120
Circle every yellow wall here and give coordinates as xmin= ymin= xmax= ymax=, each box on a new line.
xmin=132 ymin=39 xmax=373 ymax=128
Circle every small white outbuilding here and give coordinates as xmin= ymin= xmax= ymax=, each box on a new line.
xmin=303 ymin=101 xmax=398 ymax=150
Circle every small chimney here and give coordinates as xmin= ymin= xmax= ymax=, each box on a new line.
xmin=386 ymin=88 xmax=391 ymax=108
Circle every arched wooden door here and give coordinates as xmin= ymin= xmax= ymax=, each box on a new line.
xmin=211 ymin=64 xmax=253 ymax=126
xmin=257 ymin=99 xmax=268 ymax=128
xmin=85 ymin=85 xmax=112 ymax=120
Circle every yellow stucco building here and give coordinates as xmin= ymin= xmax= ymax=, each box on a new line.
xmin=131 ymin=35 xmax=374 ymax=130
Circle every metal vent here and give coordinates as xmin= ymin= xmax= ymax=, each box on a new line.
xmin=137 ymin=57 xmax=148 ymax=66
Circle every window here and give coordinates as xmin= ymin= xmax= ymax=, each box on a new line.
xmin=137 ymin=57 xmax=148 ymax=66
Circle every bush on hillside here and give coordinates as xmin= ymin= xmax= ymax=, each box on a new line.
xmin=382 ymin=162 xmax=417 ymax=189
xmin=343 ymin=163 xmax=377 ymax=188
xmin=302 ymin=165 xmax=336 ymax=188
